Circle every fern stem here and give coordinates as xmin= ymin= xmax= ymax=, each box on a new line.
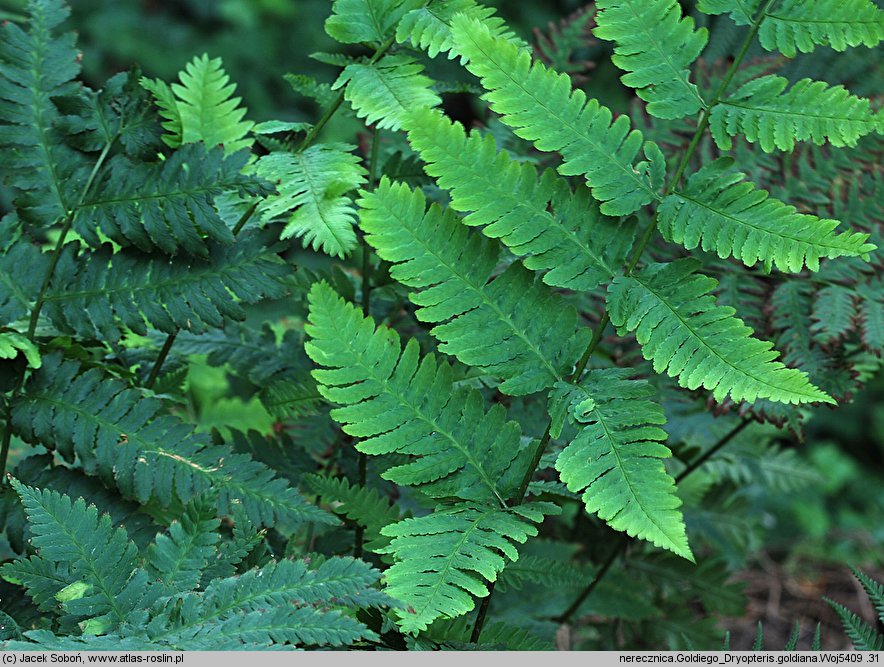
xmin=556 ymin=418 xmax=752 ymax=625
xmin=297 ymin=36 xmax=396 ymax=152
xmin=231 ymin=200 xmax=261 ymax=236
xmin=471 ymin=582 xmax=496 ymax=643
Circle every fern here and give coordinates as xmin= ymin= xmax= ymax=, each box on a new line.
xmin=594 ymin=0 xmax=708 ymax=119
xmin=305 ymin=282 xmax=523 ymax=504
xmin=335 ymin=55 xmax=441 ymax=131
xmin=73 ymin=145 xmax=271 ymax=257
xmin=659 ymin=158 xmax=875 ymax=272
xmin=11 ymin=355 xmax=334 ymax=530
xmin=142 ymin=54 xmax=254 ymax=153
xmin=450 ymin=14 xmax=665 ymax=216
xmin=40 ymin=233 xmax=288 ymax=341
xmin=396 ymin=0 xmax=518 ymax=59
xmin=710 ymin=75 xmax=881 ymax=153
xmin=554 ymin=370 xmax=692 ymax=560
xmin=325 ymin=0 xmax=420 ymax=44
xmin=607 ymin=259 xmax=834 ymax=405
xmin=0 ymin=332 xmax=41 ymax=369
xmin=358 ymin=178 xmax=586 ymax=395
xmin=256 ymin=145 xmax=366 ymax=257
xmin=699 ymin=0 xmax=884 ymax=58
xmin=403 ymin=108 xmax=633 ymax=291
xmin=378 ymin=502 xmax=559 ymax=633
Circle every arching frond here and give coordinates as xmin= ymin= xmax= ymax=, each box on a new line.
xmin=606 ymin=259 xmax=834 ymax=405
xmin=450 ymin=15 xmax=665 ymax=216
xmin=659 ymin=158 xmax=875 ymax=272
xmin=594 ymin=0 xmax=708 ymax=119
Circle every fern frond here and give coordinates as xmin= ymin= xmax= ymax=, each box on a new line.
xmin=325 ymin=0 xmax=420 ymax=44
xmin=554 ymin=370 xmax=692 ymax=560
xmin=698 ymin=0 xmax=884 ymax=57
xmin=850 ymin=568 xmax=884 ymax=621
xmin=1 ymin=556 xmax=73 ymax=614
xmin=606 ymin=259 xmax=833 ymax=405
xmin=74 ymin=145 xmax=271 ymax=257
xmin=11 ymin=355 xmax=334 ymax=531
xmin=358 ymin=178 xmax=585 ymax=395
xmin=450 ymin=15 xmax=665 ymax=216
xmin=396 ymin=0 xmax=519 ymax=58
xmin=659 ymin=158 xmax=875 ymax=272
xmin=143 ymin=54 xmax=254 ymax=153
xmin=259 ymin=379 xmax=324 ymax=420
xmin=146 ymin=497 xmax=219 ymax=595
xmin=859 ymin=281 xmax=884 ymax=354
xmin=710 ymin=76 xmax=881 ymax=153
xmin=594 ymin=0 xmax=708 ymax=119
xmin=0 ymin=332 xmax=41 ymax=369
xmin=811 ymin=285 xmax=856 ymax=344
xmin=334 ymin=55 xmax=441 ymax=131
xmin=378 ymin=502 xmax=559 ymax=633
xmin=403 ymin=109 xmax=632 ymax=291
xmin=7 ymin=480 xmax=147 ymax=634
xmin=305 ymin=282 xmax=523 ymax=504
xmin=0 ymin=218 xmax=48 ymax=323
xmin=42 ymin=232 xmax=288 ymax=341
xmin=824 ymin=597 xmax=884 ymax=651
xmin=256 ymin=145 xmax=366 ymax=258
xmin=0 ymin=0 xmax=85 ymax=227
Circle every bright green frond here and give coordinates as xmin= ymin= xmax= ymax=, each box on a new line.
xmin=0 ymin=0 xmax=84 ymax=226
xmin=554 ymin=370 xmax=692 ymax=560
xmin=396 ymin=0 xmax=520 ymax=58
xmin=606 ymin=259 xmax=834 ymax=405
xmin=450 ymin=15 xmax=665 ymax=216
xmin=334 ymin=55 xmax=441 ymax=131
xmin=378 ymin=502 xmax=559 ymax=633
xmin=146 ymin=497 xmax=219 ymax=595
xmin=42 ymin=232 xmax=289 ymax=341
xmin=74 ymin=145 xmax=271 ymax=257
xmin=325 ymin=0 xmax=420 ymax=44
xmin=699 ymin=0 xmax=884 ymax=57
xmin=659 ymin=158 xmax=875 ymax=272
xmin=305 ymin=282 xmax=524 ymax=504
xmin=8 ymin=480 xmax=146 ymax=633
xmin=594 ymin=0 xmax=708 ymax=119
xmin=358 ymin=178 xmax=586 ymax=395
xmin=404 ymin=109 xmax=632 ymax=290
xmin=256 ymin=145 xmax=366 ymax=257
xmin=0 ymin=331 xmax=41 ymax=369
xmin=11 ymin=356 xmax=334 ymax=531
xmin=143 ymin=54 xmax=253 ymax=153
xmin=710 ymin=76 xmax=881 ymax=153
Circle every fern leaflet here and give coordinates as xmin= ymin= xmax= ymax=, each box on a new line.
xmin=325 ymin=0 xmax=420 ymax=44
xmin=146 ymin=497 xmax=219 ymax=595
xmin=396 ymin=0 xmax=520 ymax=58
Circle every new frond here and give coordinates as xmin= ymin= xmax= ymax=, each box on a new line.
xmin=11 ymin=355 xmax=334 ymax=531
xmin=554 ymin=370 xmax=692 ymax=560
xmin=594 ymin=0 xmax=708 ymax=119
xmin=358 ymin=178 xmax=586 ymax=395
xmin=711 ymin=76 xmax=881 ymax=153
xmin=450 ymin=15 xmax=665 ymax=216
xmin=606 ymin=259 xmax=834 ymax=405
xmin=256 ymin=145 xmax=366 ymax=258
xmin=378 ymin=502 xmax=559 ymax=633
xmin=404 ymin=108 xmax=632 ymax=291
xmin=43 ymin=232 xmax=288 ymax=341
xmin=334 ymin=55 xmax=441 ymax=131
xmin=659 ymin=158 xmax=875 ymax=272
xmin=305 ymin=282 xmax=523 ymax=504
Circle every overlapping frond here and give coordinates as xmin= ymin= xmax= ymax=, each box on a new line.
xmin=325 ymin=0 xmax=421 ymax=44
xmin=11 ymin=355 xmax=333 ymax=531
xmin=334 ymin=55 xmax=441 ymax=131
xmin=659 ymin=158 xmax=875 ymax=272
xmin=74 ymin=145 xmax=271 ymax=257
xmin=698 ymin=0 xmax=884 ymax=57
xmin=606 ymin=259 xmax=834 ymax=405
xmin=0 ymin=0 xmax=85 ymax=226
xmin=554 ymin=370 xmax=692 ymax=560
xmin=358 ymin=178 xmax=585 ymax=395
xmin=710 ymin=76 xmax=881 ymax=153
xmin=256 ymin=145 xmax=366 ymax=257
xmin=594 ymin=0 xmax=708 ymax=119
xmin=396 ymin=0 xmax=519 ymax=58
xmin=378 ymin=502 xmax=559 ymax=633
xmin=42 ymin=232 xmax=288 ymax=341
xmin=4 ymin=480 xmax=147 ymax=634
xmin=404 ymin=109 xmax=632 ymax=291
xmin=305 ymin=282 xmax=524 ymax=504
xmin=450 ymin=15 xmax=665 ymax=216
xmin=142 ymin=54 xmax=253 ymax=153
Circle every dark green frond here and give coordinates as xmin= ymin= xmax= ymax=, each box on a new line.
xmin=396 ymin=0 xmax=519 ymax=58
xmin=146 ymin=497 xmax=219 ymax=595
